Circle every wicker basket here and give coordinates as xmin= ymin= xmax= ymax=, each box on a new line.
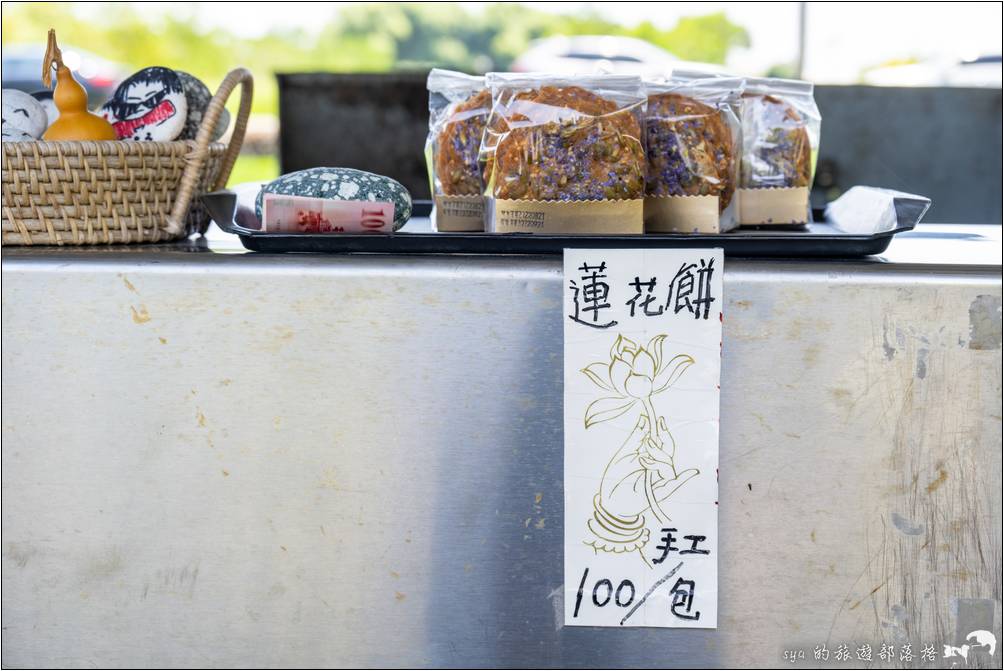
xmin=2 ymin=68 xmax=253 ymax=245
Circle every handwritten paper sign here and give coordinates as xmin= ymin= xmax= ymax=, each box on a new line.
xmin=563 ymin=248 xmax=723 ymax=628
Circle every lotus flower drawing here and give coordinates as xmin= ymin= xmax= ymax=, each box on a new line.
xmin=581 ymin=334 xmax=699 ymax=563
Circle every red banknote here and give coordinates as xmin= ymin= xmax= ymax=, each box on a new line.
xmin=261 ymin=194 xmax=394 ymax=233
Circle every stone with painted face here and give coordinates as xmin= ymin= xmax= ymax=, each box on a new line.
xmin=100 ymin=67 xmax=188 ymax=141
xmin=176 ymin=71 xmax=229 ymax=141
xmin=255 ymin=167 xmax=413 ymax=231
xmin=1 ymin=121 xmax=36 ymax=142
xmin=2 ymin=89 xmax=47 ymax=139
xmin=31 ymin=90 xmax=60 ymax=129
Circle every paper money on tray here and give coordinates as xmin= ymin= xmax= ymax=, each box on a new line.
xmin=261 ymin=193 xmax=395 ymax=234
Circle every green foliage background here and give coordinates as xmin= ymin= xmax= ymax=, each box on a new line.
xmin=2 ymin=2 xmax=751 ymax=117
xmin=3 ymin=2 xmax=752 ymax=183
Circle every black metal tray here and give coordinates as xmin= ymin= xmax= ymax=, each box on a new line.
xmin=204 ymin=186 xmax=930 ymax=258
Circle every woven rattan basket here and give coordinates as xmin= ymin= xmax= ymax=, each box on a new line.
xmin=2 ymin=68 xmax=253 ymax=245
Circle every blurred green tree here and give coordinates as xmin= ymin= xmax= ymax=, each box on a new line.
xmin=652 ymin=12 xmax=751 ymax=64
xmin=3 ymin=2 xmax=750 ymax=117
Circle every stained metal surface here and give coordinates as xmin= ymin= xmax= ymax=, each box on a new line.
xmin=2 ymin=236 xmax=1001 ymax=668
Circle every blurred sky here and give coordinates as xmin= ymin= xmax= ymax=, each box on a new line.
xmin=117 ymin=1 xmax=1002 ymax=82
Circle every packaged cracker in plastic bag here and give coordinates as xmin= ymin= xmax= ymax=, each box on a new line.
xmin=643 ymin=76 xmax=743 ymax=233
xmin=480 ymin=73 xmax=647 ymax=234
xmin=426 ymin=69 xmax=490 ymax=231
xmin=737 ymin=77 xmax=820 ymax=225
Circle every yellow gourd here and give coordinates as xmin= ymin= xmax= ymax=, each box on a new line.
xmin=41 ymin=29 xmax=117 ymax=141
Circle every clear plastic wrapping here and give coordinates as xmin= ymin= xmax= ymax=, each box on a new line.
xmin=424 ymin=70 xmax=822 ymax=232
xmin=481 ymin=73 xmax=647 ymax=202
xmin=641 ymin=76 xmax=743 ymax=233
xmin=426 ymin=69 xmax=490 ymax=231
xmin=426 ymin=69 xmax=490 ymax=197
xmin=738 ymin=77 xmax=820 ymax=190
xmin=644 ymin=77 xmax=742 ymax=208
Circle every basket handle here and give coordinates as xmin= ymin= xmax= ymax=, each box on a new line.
xmin=166 ymin=67 xmax=254 ymax=236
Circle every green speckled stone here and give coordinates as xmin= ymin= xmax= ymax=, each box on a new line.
xmin=256 ymin=167 xmax=412 ymax=230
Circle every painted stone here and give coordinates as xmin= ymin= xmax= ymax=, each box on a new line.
xmin=100 ymin=67 xmax=188 ymax=141
xmin=31 ymin=90 xmax=60 ymax=129
xmin=176 ymin=71 xmax=229 ymax=141
xmin=1 ymin=122 xmax=35 ymax=142
xmin=2 ymin=89 xmax=47 ymax=138
xmin=255 ymin=167 xmax=412 ymax=230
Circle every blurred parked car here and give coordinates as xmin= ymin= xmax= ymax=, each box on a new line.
xmin=863 ymin=54 xmax=1002 ymax=87
xmin=2 ymin=44 xmax=124 ymax=105
xmin=511 ymin=35 xmax=723 ymax=77
xmin=944 ymin=54 xmax=1003 ymax=87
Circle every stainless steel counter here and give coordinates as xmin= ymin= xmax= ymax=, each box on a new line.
xmin=2 ymin=223 xmax=1001 ymax=668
